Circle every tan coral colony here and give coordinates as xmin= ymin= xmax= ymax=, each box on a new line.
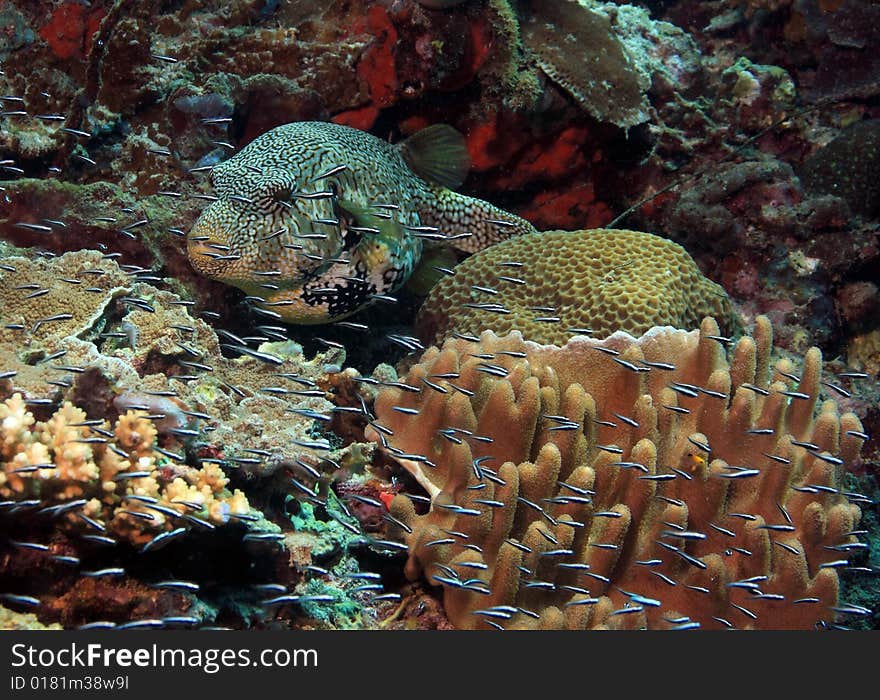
xmin=368 ymin=317 xmax=865 ymax=630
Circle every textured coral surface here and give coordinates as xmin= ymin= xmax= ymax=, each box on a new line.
xmin=0 ymin=249 xmax=131 ymax=345
xmin=521 ymin=1 xmax=649 ymax=128
xmin=370 ymin=317 xmax=865 ymax=629
xmin=417 ymin=229 xmax=738 ymax=346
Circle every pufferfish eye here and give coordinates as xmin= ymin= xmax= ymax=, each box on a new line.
xmin=256 ymin=176 xmax=296 ymax=210
xmin=271 ymin=184 xmax=293 ymax=206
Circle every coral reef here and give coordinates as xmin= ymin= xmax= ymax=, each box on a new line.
xmin=369 ymin=317 xmax=867 ymax=629
xmin=521 ymin=1 xmax=650 ymax=129
xmin=2 ymin=0 xmax=870 ymax=365
xmin=0 ymin=249 xmax=348 ymax=483
xmin=639 ymin=156 xmax=875 ymax=354
xmin=519 ymin=1 xmax=703 ymax=130
xmin=0 ymin=174 xmax=230 ymax=344
xmin=0 ymin=390 xmax=289 ymax=630
xmin=0 ymin=0 xmax=877 ymax=632
xmin=0 ymin=247 xmax=402 ymax=630
xmin=416 ymin=229 xmax=738 ymax=346
xmin=0 ymin=249 xmax=131 ymax=345
xmin=803 ymin=0 xmax=880 ymax=102
xmin=719 ymin=57 xmax=796 ymax=132
xmin=847 ymin=332 xmax=880 ymax=379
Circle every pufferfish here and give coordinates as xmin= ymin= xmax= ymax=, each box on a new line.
xmin=187 ymin=121 xmax=536 ymax=323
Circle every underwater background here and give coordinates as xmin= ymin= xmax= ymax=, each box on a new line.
xmin=0 ymin=0 xmax=877 ymax=630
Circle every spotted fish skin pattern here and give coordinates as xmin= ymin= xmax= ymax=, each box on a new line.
xmin=187 ymin=121 xmax=536 ymax=323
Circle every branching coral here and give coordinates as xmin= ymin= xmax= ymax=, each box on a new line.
xmin=0 ymin=395 xmax=252 ymax=546
xmin=416 ymin=229 xmax=738 ymax=346
xmin=367 ymin=317 xmax=866 ymax=629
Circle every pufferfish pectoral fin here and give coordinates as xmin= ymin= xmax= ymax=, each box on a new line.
xmin=399 ymin=124 xmax=471 ymax=190
xmin=336 ymin=198 xmax=418 ymax=293
xmin=406 ymin=244 xmax=459 ymax=296
xmin=336 ymin=198 xmax=407 ymax=251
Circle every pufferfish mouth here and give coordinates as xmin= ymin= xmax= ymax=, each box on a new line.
xmin=187 ymin=232 xmax=232 ymax=277
xmin=186 ymin=207 xmax=238 ymax=279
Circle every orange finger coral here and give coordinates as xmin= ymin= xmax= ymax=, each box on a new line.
xmin=367 ymin=317 xmax=866 ymax=629
xmin=415 ymin=229 xmax=738 ymax=347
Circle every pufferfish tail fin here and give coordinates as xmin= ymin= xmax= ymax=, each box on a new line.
xmin=420 ymin=188 xmax=538 ymax=253
xmin=400 ymin=124 xmax=470 ymax=189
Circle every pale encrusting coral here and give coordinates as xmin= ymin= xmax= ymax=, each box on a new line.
xmin=0 ymin=249 xmax=346 ymax=479
xmin=0 ymin=248 xmax=393 ymax=630
xmin=0 ymin=605 xmax=61 ymax=631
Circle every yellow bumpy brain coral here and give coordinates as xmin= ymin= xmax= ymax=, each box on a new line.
xmin=416 ymin=229 xmax=739 ymax=346
xmin=368 ymin=317 xmax=865 ymax=630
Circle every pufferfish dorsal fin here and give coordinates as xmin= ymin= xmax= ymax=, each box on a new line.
xmin=399 ymin=124 xmax=470 ymax=189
